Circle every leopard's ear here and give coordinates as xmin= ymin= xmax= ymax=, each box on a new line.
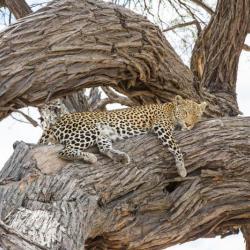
xmin=199 ymin=102 xmax=207 ymax=112
xmin=174 ymin=95 xmax=184 ymax=105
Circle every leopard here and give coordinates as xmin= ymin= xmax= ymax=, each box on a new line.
xmin=39 ymin=95 xmax=207 ymax=177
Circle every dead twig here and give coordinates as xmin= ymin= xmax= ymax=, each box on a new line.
xmin=243 ymin=44 xmax=250 ymax=52
xmin=163 ymin=20 xmax=197 ymax=32
xmin=10 ymin=108 xmax=39 ymax=127
xmin=189 ymin=0 xmax=214 ymax=15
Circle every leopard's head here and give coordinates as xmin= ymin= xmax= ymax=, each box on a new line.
xmin=173 ymin=95 xmax=207 ymax=131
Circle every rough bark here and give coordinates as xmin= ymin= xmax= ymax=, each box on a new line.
xmin=0 ymin=0 xmax=32 ymax=19
xmin=242 ymin=225 xmax=250 ymax=250
xmin=0 ymin=0 xmax=248 ymax=120
xmin=0 ymin=0 xmax=250 ymax=249
xmin=0 ymin=0 xmax=197 ymax=121
xmin=0 ymin=117 xmax=249 ymax=249
xmin=191 ymin=0 xmax=250 ymax=117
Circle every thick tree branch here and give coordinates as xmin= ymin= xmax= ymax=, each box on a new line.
xmin=0 ymin=0 xmax=32 ymax=19
xmin=0 ymin=1 xmax=249 ymax=249
xmin=191 ymin=0 xmax=250 ymax=117
xmin=0 ymin=117 xmax=249 ymax=249
xmin=1 ymin=0 xmax=245 ymax=120
xmin=242 ymin=225 xmax=250 ymax=250
xmin=0 ymin=0 xmax=196 ymax=121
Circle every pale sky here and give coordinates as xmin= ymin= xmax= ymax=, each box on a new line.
xmin=0 ymin=1 xmax=249 ymax=249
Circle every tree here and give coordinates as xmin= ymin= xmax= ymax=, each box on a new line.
xmin=0 ymin=0 xmax=250 ymax=249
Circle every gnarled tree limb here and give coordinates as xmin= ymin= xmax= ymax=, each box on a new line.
xmin=242 ymin=225 xmax=250 ymax=250
xmin=191 ymin=0 xmax=250 ymax=117
xmin=0 ymin=117 xmax=249 ymax=249
xmin=0 ymin=0 xmax=196 ymax=121
xmin=0 ymin=0 xmax=250 ymax=249
xmin=0 ymin=0 xmax=32 ymax=19
xmin=1 ymin=0 xmax=248 ymax=120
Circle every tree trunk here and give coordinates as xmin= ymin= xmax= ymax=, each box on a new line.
xmin=0 ymin=117 xmax=249 ymax=249
xmin=242 ymin=225 xmax=250 ymax=250
xmin=191 ymin=0 xmax=250 ymax=117
xmin=0 ymin=0 xmax=32 ymax=19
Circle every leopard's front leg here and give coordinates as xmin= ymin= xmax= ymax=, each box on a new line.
xmin=153 ymin=123 xmax=187 ymax=177
xmin=96 ymin=134 xmax=130 ymax=164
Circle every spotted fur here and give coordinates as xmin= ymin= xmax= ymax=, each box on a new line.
xmin=39 ymin=95 xmax=207 ymax=177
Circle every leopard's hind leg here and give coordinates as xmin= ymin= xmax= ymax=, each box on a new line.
xmin=58 ymin=145 xmax=97 ymax=164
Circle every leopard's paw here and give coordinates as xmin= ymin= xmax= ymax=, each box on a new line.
xmin=84 ymin=153 xmax=98 ymax=164
xmin=118 ymin=152 xmax=130 ymax=165
xmin=176 ymin=161 xmax=187 ymax=177
xmin=110 ymin=150 xmax=130 ymax=164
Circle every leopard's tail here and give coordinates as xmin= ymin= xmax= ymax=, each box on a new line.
xmin=38 ymin=128 xmax=51 ymax=144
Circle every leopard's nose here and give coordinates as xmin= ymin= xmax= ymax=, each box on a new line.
xmin=175 ymin=123 xmax=182 ymax=131
xmin=185 ymin=122 xmax=193 ymax=130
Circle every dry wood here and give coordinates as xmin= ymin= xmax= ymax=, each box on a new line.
xmin=1 ymin=0 xmax=32 ymax=19
xmin=243 ymin=44 xmax=250 ymax=52
xmin=0 ymin=0 xmax=248 ymax=120
xmin=0 ymin=117 xmax=249 ymax=249
xmin=162 ymin=20 xmax=197 ymax=32
xmin=0 ymin=0 xmax=197 ymax=121
xmin=242 ymin=225 xmax=250 ymax=250
xmin=0 ymin=0 xmax=250 ymax=249
xmin=191 ymin=0 xmax=250 ymax=117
